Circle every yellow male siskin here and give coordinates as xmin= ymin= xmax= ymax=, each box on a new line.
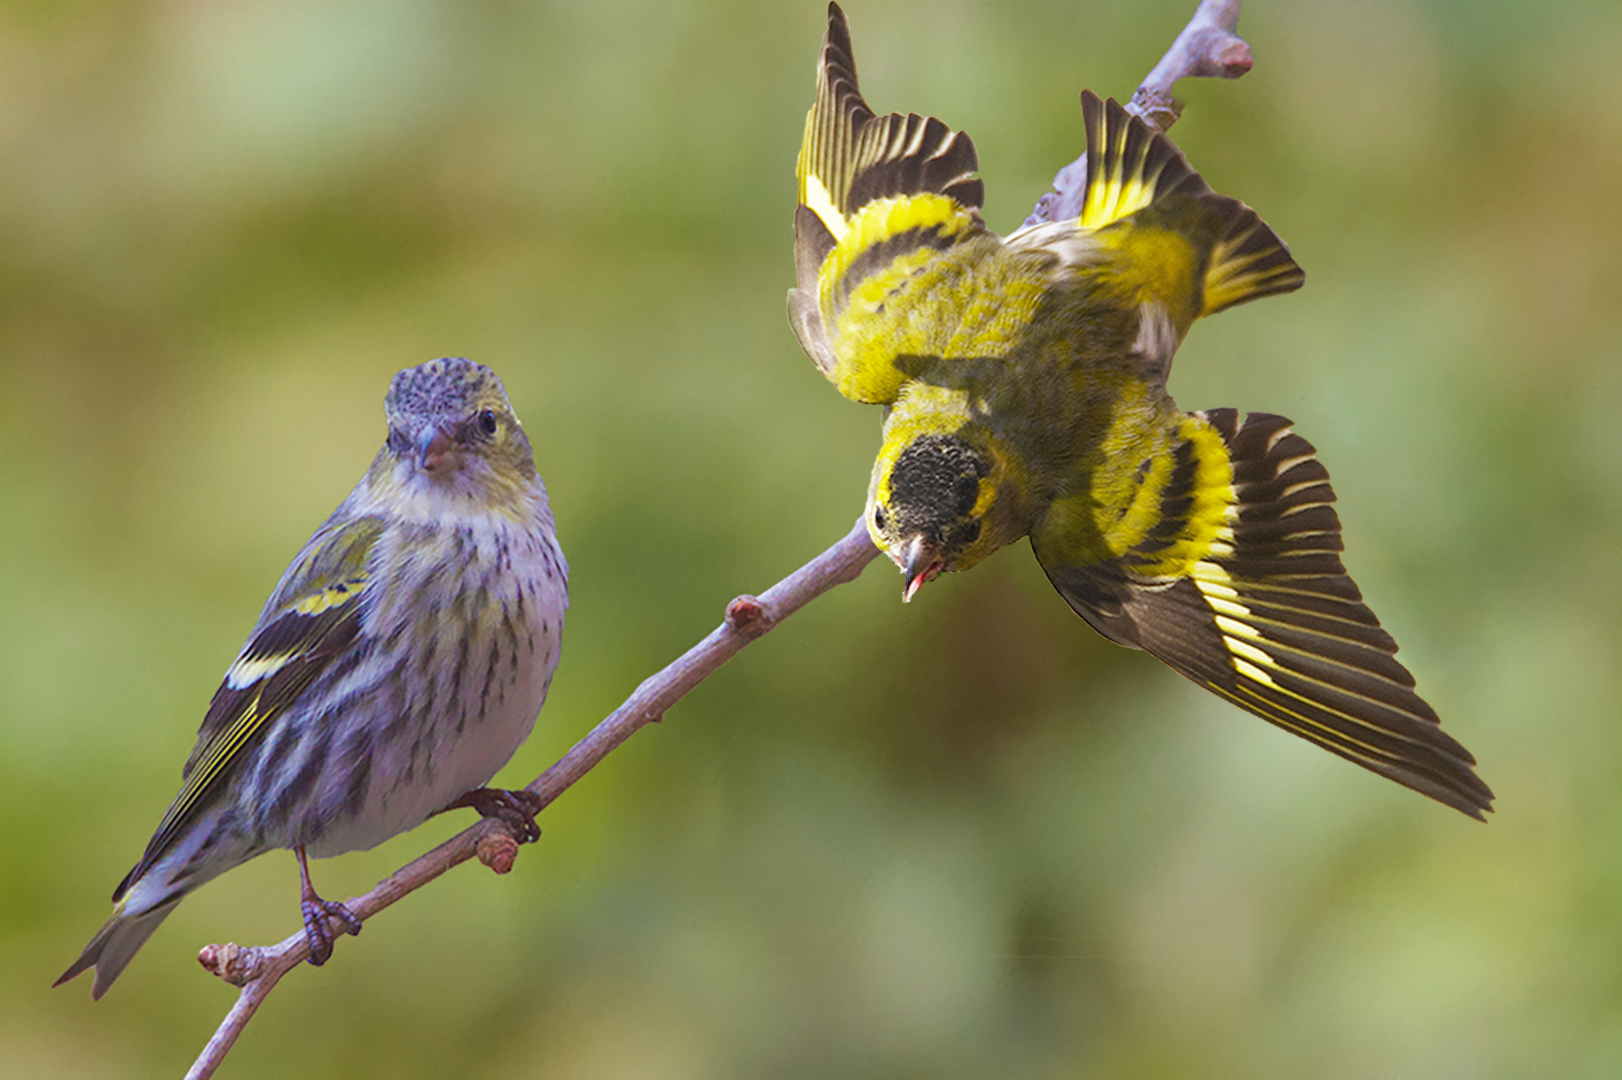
xmin=789 ymin=4 xmax=1491 ymax=817
xmin=57 ymin=358 xmax=569 ymax=998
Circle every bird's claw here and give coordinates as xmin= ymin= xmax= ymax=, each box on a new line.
xmin=301 ymin=896 xmax=362 ymax=966
xmin=449 ymin=787 xmax=544 ymax=844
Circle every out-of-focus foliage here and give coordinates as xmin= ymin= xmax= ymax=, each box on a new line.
xmin=4 ymin=0 xmax=1618 ymax=1075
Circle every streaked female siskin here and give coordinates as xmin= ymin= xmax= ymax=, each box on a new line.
xmin=58 ymin=357 xmax=568 ymax=998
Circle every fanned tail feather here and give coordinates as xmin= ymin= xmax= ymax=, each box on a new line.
xmin=1075 ymin=91 xmax=1304 ymax=318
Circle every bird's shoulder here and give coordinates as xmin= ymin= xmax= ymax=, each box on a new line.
xmin=252 ymin=513 xmax=388 ymax=627
xmin=185 ymin=512 xmax=388 ymax=779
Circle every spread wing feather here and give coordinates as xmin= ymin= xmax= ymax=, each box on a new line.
xmin=789 ymin=3 xmax=986 ymax=398
xmin=1035 ymin=409 xmax=1493 ymax=819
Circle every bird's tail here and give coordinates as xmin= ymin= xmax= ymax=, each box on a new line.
xmin=1073 ymin=91 xmax=1304 ymax=321
xmin=55 ymin=805 xmax=249 ymax=998
xmin=1033 ymin=409 xmax=1494 ymax=819
xmin=54 ymin=893 xmax=183 ymax=1000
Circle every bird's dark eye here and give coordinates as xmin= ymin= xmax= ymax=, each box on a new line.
xmin=873 ymin=504 xmax=888 ymax=531
xmin=478 ymin=409 xmax=498 ymax=436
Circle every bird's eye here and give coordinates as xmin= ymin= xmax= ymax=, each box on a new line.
xmin=873 ymin=505 xmax=888 ymax=531
xmin=478 ymin=410 xmax=499 ymax=436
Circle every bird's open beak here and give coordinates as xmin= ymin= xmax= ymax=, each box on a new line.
xmin=417 ymin=426 xmax=456 ymax=475
xmin=899 ymin=535 xmax=944 ymax=603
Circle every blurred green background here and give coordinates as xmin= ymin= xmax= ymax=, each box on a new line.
xmin=4 ymin=0 xmax=1620 ymax=1075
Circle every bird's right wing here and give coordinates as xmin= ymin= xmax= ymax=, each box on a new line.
xmin=113 ymin=515 xmax=384 ymax=901
xmin=1032 ymin=409 xmax=1493 ymax=819
xmin=789 ymin=3 xmax=988 ymax=405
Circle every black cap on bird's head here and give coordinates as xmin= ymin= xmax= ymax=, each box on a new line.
xmin=868 ymin=432 xmax=994 ymax=601
xmin=381 ymin=358 xmax=535 ymax=484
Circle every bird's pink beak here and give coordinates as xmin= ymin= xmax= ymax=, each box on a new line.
xmin=417 ymin=427 xmax=456 ymax=475
xmin=899 ymin=536 xmax=944 ymax=603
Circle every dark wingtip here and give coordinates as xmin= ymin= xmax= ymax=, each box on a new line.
xmin=826 ymin=3 xmax=852 ymax=60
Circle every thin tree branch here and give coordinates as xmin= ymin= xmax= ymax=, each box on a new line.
xmin=1130 ymin=0 xmax=1251 ymax=131
xmin=186 ymin=4 xmax=1259 ymax=1074
xmin=185 ymin=518 xmax=880 ymax=1080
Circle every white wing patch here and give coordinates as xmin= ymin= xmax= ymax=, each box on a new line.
xmin=225 ymin=653 xmax=294 ymax=690
xmin=803 ymin=175 xmax=849 ymax=242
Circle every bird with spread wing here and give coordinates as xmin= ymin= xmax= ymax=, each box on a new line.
xmin=788 ymin=3 xmax=1491 ymax=818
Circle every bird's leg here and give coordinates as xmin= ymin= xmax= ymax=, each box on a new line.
xmin=296 ymin=846 xmax=362 ymax=966
xmin=440 ymin=787 xmax=544 ymax=844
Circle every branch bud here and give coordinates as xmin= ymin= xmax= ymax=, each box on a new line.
xmin=725 ymin=595 xmax=769 ymax=637
xmin=477 ymin=830 xmax=520 ymax=874
xmin=198 ymin=941 xmax=260 ymax=987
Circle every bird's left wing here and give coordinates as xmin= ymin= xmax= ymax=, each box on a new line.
xmin=113 ymin=515 xmax=384 ymax=901
xmin=789 ymin=3 xmax=986 ymax=405
xmin=1031 ymin=410 xmax=1493 ymax=819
